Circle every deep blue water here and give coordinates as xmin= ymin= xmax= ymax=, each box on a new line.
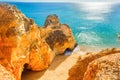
xmin=6 ymin=2 xmax=120 ymax=47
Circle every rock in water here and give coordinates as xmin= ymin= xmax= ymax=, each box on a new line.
xmin=68 ymin=48 xmax=120 ymax=80
xmin=0 ymin=4 xmax=76 ymax=80
xmin=42 ymin=14 xmax=76 ymax=54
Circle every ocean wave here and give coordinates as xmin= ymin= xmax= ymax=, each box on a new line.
xmin=75 ymin=31 xmax=102 ymax=46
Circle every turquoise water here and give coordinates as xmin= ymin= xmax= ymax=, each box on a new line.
xmin=7 ymin=2 xmax=120 ymax=47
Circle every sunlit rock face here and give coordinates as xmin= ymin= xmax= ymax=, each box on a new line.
xmin=83 ymin=53 xmax=120 ymax=80
xmin=0 ymin=4 xmax=31 ymax=80
xmin=0 ymin=4 xmax=76 ymax=80
xmin=0 ymin=64 xmax=15 ymax=80
xmin=42 ymin=14 xmax=76 ymax=55
xmin=26 ymin=26 xmax=55 ymax=71
xmin=0 ymin=4 xmax=54 ymax=80
xmin=68 ymin=48 xmax=120 ymax=80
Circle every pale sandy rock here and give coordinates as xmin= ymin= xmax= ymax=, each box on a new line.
xmin=68 ymin=48 xmax=120 ymax=80
xmin=0 ymin=64 xmax=15 ymax=80
xmin=84 ymin=53 xmax=120 ymax=80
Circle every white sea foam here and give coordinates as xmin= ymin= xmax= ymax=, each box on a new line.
xmin=75 ymin=31 xmax=102 ymax=45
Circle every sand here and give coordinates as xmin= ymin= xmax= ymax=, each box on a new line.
xmin=22 ymin=53 xmax=80 ymax=80
xmin=21 ymin=45 xmax=102 ymax=80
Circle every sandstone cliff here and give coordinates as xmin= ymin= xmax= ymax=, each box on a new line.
xmin=0 ymin=64 xmax=15 ymax=80
xmin=68 ymin=48 xmax=120 ymax=80
xmin=83 ymin=53 xmax=120 ymax=80
xmin=0 ymin=4 xmax=76 ymax=80
xmin=41 ymin=14 xmax=76 ymax=54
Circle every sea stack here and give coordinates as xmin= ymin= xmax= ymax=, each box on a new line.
xmin=41 ymin=14 xmax=76 ymax=54
xmin=0 ymin=4 xmax=76 ymax=80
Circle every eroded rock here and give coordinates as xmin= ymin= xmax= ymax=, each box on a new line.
xmin=26 ymin=26 xmax=55 ymax=71
xmin=83 ymin=53 xmax=120 ymax=80
xmin=0 ymin=4 xmax=55 ymax=80
xmin=0 ymin=64 xmax=15 ymax=80
xmin=0 ymin=4 xmax=76 ymax=80
xmin=68 ymin=48 xmax=120 ymax=80
xmin=42 ymin=15 xmax=76 ymax=54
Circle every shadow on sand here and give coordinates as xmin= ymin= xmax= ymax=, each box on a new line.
xmin=21 ymin=54 xmax=70 ymax=80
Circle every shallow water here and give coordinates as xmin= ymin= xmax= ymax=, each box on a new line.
xmin=7 ymin=2 xmax=120 ymax=47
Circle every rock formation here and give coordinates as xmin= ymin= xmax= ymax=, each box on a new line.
xmin=83 ymin=53 xmax=120 ymax=80
xmin=0 ymin=4 xmax=76 ymax=80
xmin=42 ymin=14 xmax=76 ymax=54
xmin=0 ymin=64 xmax=15 ymax=80
xmin=68 ymin=48 xmax=120 ymax=80
xmin=0 ymin=4 xmax=31 ymax=80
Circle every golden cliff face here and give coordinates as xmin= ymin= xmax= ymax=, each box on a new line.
xmin=0 ymin=64 xmax=15 ymax=80
xmin=68 ymin=48 xmax=120 ymax=80
xmin=83 ymin=53 xmax=120 ymax=80
xmin=26 ymin=26 xmax=55 ymax=71
xmin=0 ymin=4 xmax=76 ymax=80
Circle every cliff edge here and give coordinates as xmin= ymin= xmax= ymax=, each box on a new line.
xmin=0 ymin=4 xmax=76 ymax=80
xmin=68 ymin=48 xmax=120 ymax=80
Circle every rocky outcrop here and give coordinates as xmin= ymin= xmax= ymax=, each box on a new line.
xmin=68 ymin=48 xmax=120 ymax=80
xmin=41 ymin=14 xmax=76 ymax=54
xmin=0 ymin=64 xmax=15 ymax=80
xmin=0 ymin=4 xmax=32 ymax=80
xmin=0 ymin=4 xmax=76 ymax=80
xmin=83 ymin=53 xmax=120 ymax=80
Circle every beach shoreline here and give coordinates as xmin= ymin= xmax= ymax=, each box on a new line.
xmin=21 ymin=44 xmax=118 ymax=80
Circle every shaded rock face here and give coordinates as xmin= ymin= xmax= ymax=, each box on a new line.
xmin=68 ymin=48 xmax=120 ymax=80
xmin=45 ymin=30 xmax=68 ymax=50
xmin=42 ymin=15 xmax=76 ymax=54
xmin=0 ymin=4 xmax=76 ymax=80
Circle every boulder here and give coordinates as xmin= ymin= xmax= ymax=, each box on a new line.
xmin=68 ymin=48 xmax=120 ymax=80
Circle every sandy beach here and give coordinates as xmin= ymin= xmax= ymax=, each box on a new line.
xmin=22 ymin=53 xmax=80 ymax=80
xmin=0 ymin=2 xmax=120 ymax=80
xmin=21 ymin=45 xmax=103 ymax=80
